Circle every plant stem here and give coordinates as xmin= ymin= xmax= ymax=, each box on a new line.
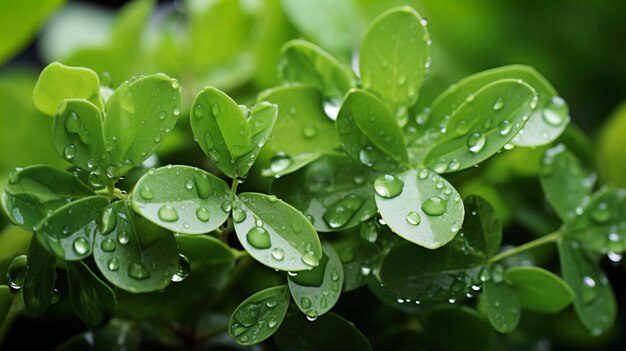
xmin=107 ymin=182 xmax=115 ymax=198
xmin=231 ymin=177 xmax=238 ymax=194
xmin=489 ymin=230 xmax=562 ymax=263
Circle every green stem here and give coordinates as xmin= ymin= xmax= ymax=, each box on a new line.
xmin=107 ymin=182 xmax=115 ymax=198
xmin=489 ymin=230 xmax=562 ymax=263
xmin=231 ymin=177 xmax=238 ymax=194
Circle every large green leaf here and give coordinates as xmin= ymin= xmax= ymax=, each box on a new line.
xmin=229 ymin=285 xmax=290 ymax=346
xmin=425 ymin=65 xmax=569 ymax=147
xmin=374 ymin=169 xmax=464 ymax=249
xmin=557 ymin=240 xmax=616 ymax=335
xmin=104 ymin=73 xmax=182 ymax=177
xmin=483 ymin=279 xmax=520 ymax=333
xmin=66 ymin=260 xmax=117 ymax=327
xmin=505 ymin=266 xmax=574 ymax=313
xmin=274 ymin=311 xmax=372 ymax=351
xmin=462 ymin=195 xmax=502 ymax=257
xmin=288 ymin=242 xmax=343 ymax=319
xmin=279 ymin=39 xmax=356 ymax=101
xmin=336 ymin=89 xmax=408 ymax=170
xmin=53 ymin=99 xmax=109 ymax=176
xmin=35 ymin=195 xmax=109 ymax=260
xmin=258 ymin=84 xmax=340 ymax=155
xmin=359 ymin=6 xmax=429 ymax=124
xmin=540 ymin=144 xmax=595 ymax=223
xmin=0 ymin=285 xmax=12 ymax=324
xmin=270 ymin=154 xmax=376 ymax=232
xmin=1 ymin=165 xmax=94 ymax=231
xmin=191 ymin=87 xmax=277 ymax=178
xmin=424 ymin=79 xmax=537 ymax=172
xmin=33 ymin=62 xmax=103 ymax=116
xmin=22 ymin=238 xmax=56 ymax=316
xmin=233 ymin=192 xmax=322 ymax=272
xmin=93 ymin=200 xmax=179 ymax=293
xmin=131 ymin=165 xmax=231 ymax=234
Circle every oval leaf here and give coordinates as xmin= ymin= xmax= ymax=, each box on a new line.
xmin=66 ymin=260 xmax=117 ymax=327
xmin=104 ymin=73 xmax=182 ymax=177
xmin=36 ymin=195 xmax=109 ymax=260
xmin=336 ymin=89 xmax=408 ymax=170
xmin=333 ymin=236 xmax=381 ymax=291
xmin=288 ymin=242 xmax=344 ymax=319
xmin=463 ymin=195 xmax=502 ymax=257
xmin=22 ymin=238 xmax=56 ymax=316
xmin=483 ymin=279 xmax=521 ymax=333
xmin=229 ymin=285 xmax=290 ymax=346
xmin=505 ymin=266 xmax=574 ymax=313
xmin=93 ymin=200 xmax=179 ymax=293
xmin=131 ymin=165 xmax=231 ymax=234
xmin=233 ymin=192 xmax=322 ymax=272
xmin=375 ymin=169 xmax=464 ymax=249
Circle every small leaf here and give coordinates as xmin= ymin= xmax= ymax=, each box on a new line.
xmin=131 ymin=165 xmax=231 ymax=234
xmin=288 ymin=242 xmax=344 ymax=319
xmin=336 ymin=89 xmax=408 ymax=170
xmin=93 ymin=200 xmax=179 ymax=293
xmin=258 ymin=84 xmax=340 ymax=155
xmin=53 ymin=99 xmax=109 ymax=175
xmin=66 ymin=260 xmax=117 ymax=327
xmin=104 ymin=73 xmax=182 ymax=177
xmin=229 ymin=285 xmax=290 ymax=346
xmin=2 ymin=165 xmax=94 ymax=231
xmin=22 ymin=238 xmax=56 ymax=316
xmin=375 ymin=169 xmax=464 ymax=249
xmin=463 ymin=195 xmax=502 ymax=257
xmin=35 ymin=195 xmax=109 ymax=260
xmin=558 ymin=240 xmax=616 ymax=334
xmin=274 ymin=311 xmax=372 ymax=351
xmin=279 ymin=39 xmax=356 ymax=101
xmin=425 ymin=65 xmax=569 ymax=147
xmin=483 ymin=280 xmax=521 ymax=333
xmin=0 ymin=285 xmax=12 ymax=324
xmin=424 ymin=79 xmax=537 ymax=172
xmin=540 ymin=144 xmax=595 ymax=223
xmin=33 ymin=62 xmax=103 ymax=116
xmin=505 ymin=266 xmax=574 ymax=313
xmin=359 ymin=6 xmax=429 ymax=124
xmin=233 ymin=192 xmax=322 ymax=272
xmin=270 ymin=154 xmax=376 ymax=232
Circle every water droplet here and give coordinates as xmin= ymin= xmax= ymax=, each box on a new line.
xmin=467 ymin=133 xmax=486 ymax=153
xmin=100 ymin=238 xmax=116 ymax=252
xmin=272 ymin=247 xmax=285 ymax=260
xmin=128 ymin=263 xmax=151 ymax=280
xmin=492 ymin=97 xmax=505 ymax=111
xmin=340 ymin=247 xmax=355 ymax=263
xmin=107 ymin=258 xmax=120 ymax=271
xmin=246 ymin=227 xmax=271 ymax=249
xmin=591 ymin=202 xmax=611 ymax=223
xmin=221 ymin=200 xmax=232 ymax=213
xmin=418 ymin=169 xmax=429 ymax=179
xmin=64 ymin=144 xmax=76 ymax=160
xmin=529 ymin=95 xmax=539 ymax=110
xmin=421 ymin=197 xmax=447 ymax=216
xmin=499 ymin=120 xmax=513 ymax=136
xmin=196 ymin=207 xmax=210 ymax=222
xmin=185 ymin=179 xmax=194 ymax=190
xmin=232 ymin=207 xmax=247 ymax=223
xmin=302 ymin=251 xmax=319 ymax=267
xmin=7 ymin=255 xmax=27 ymax=289
xmin=302 ymin=125 xmax=317 ymax=138
xmin=542 ymin=96 xmax=567 ymax=126
xmin=211 ymin=103 xmax=220 ymax=116
xmin=158 ymin=205 xmax=179 ymax=222
xmin=358 ymin=145 xmax=376 ymax=167
xmin=269 ymin=153 xmax=292 ymax=174
xmin=322 ymin=194 xmax=363 ymax=229
xmin=306 ymin=310 xmax=318 ymax=321
xmin=301 ymin=297 xmax=312 ymax=309
xmin=194 ymin=173 xmax=211 ymax=199
xmin=374 ymin=174 xmax=404 ymax=198
xmin=331 ymin=271 xmax=340 ymax=281
xmin=172 ymin=106 xmax=181 ymax=116
xmin=406 ymin=212 xmax=422 ymax=225
xmin=448 ymin=159 xmax=461 ymax=171
xmin=73 ymin=237 xmax=90 ymax=255
xmin=360 ymin=222 xmax=378 ymax=243
xmin=117 ymin=231 xmax=130 ymax=245
xmin=171 ymin=254 xmax=191 ymax=282
xmin=99 ymin=207 xmax=117 ymax=234
xmin=268 ymin=318 xmax=277 ymax=328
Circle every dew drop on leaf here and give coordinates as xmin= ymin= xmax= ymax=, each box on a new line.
xmin=498 ymin=120 xmax=513 ymax=136
xmin=493 ymin=97 xmax=505 ymax=111
xmin=467 ymin=133 xmax=486 ymax=153
xmin=117 ymin=231 xmax=130 ymax=245
xmin=194 ymin=173 xmax=211 ymax=199
xmin=246 ymin=226 xmax=271 ymax=249
xmin=301 ymin=251 xmax=319 ymax=267
xmin=542 ymin=96 xmax=566 ymax=126
xmin=196 ymin=207 xmax=210 ymax=222
xmin=374 ymin=174 xmax=404 ymax=198
xmin=406 ymin=211 xmax=422 ymax=225
xmin=72 ymin=237 xmax=90 ymax=255
xmin=421 ymin=197 xmax=447 ymax=216
xmin=590 ymin=202 xmax=611 ymax=223
xmin=271 ymin=247 xmax=285 ymax=260
xmin=100 ymin=238 xmax=117 ymax=252
xmin=171 ymin=254 xmax=191 ymax=282
xmin=128 ymin=262 xmax=151 ymax=280
xmin=301 ymin=297 xmax=312 ymax=309
xmin=221 ymin=200 xmax=232 ymax=213
xmin=269 ymin=153 xmax=292 ymax=173
xmin=158 ymin=205 xmax=179 ymax=222
xmin=185 ymin=179 xmax=194 ymax=190
xmin=6 ymin=255 xmax=27 ymax=289
xmin=107 ymin=258 xmax=120 ymax=271
xmin=232 ymin=207 xmax=247 ymax=223
xmin=211 ymin=103 xmax=220 ymax=117
xmin=99 ymin=207 xmax=117 ymax=234
xmin=63 ymin=144 xmax=76 ymax=160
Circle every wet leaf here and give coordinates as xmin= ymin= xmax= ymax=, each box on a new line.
xmin=505 ymin=266 xmax=574 ymax=313
xmin=483 ymin=279 xmax=520 ymax=333
xmin=463 ymin=195 xmax=502 ymax=257
xmin=22 ymin=238 xmax=56 ymax=316
xmin=66 ymin=260 xmax=117 ymax=327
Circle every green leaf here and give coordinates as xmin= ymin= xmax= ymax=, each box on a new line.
xmin=0 ymin=285 xmax=12 ymax=324
xmin=104 ymin=73 xmax=182 ymax=177
xmin=270 ymin=154 xmax=376 ymax=232
xmin=424 ymin=306 xmax=496 ymax=351
xmin=191 ymin=87 xmax=277 ymax=178
xmin=540 ymin=144 xmax=595 ymax=223
xmin=279 ymin=39 xmax=356 ymax=101
xmin=483 ymin=279 xmax=521 ymax=333
xmin=333 ymin=236 xmax=381 ymax=291
xmin=274 ymin=311 xmax=372 ymax=351
xmin=56 ymin=321 xmax=140 ymax=351
xmin=359 ymin=6 xmax=429 ymax=124
xmin=558 ymin=240 xmax=616 ymax=335
xmin=258 ymin=84 xmax=340 ymax=155
xmin=131 ymin=165 xmax=231 ymax=234
xmin=35 ymin=195 xmax=109 ymax=260
xmin=22 ymin=238 xmax=56 ymax=316
xmin=262 ymin=152 xmax=322 ymax=178
xmin=66 ymin=260 xmax=117 ymax=327
xmin=463 ymin=195 xmax=502 ymax=257
xmin=597 ymin=102 xmax=626 ymax=187
xmin=233 ymin=192 xmax=322 ymax=271
xmin=425 ymin=65 xmax=569 ymax=147
xmin=288 ymin=242 xmax=343 ymax=319
xmin=53 ymin=99 xmax=109 ymax=175
xmin=564 ymin=187 xmax=626 ymax=254
xmin=374 ymin=169 xmax=464 ymax=249
xmin=337 ymin=89 xmax=408 ymax=170
xmin=424 ymin=79 xmax=537 ymax=172
xmin=1 ymin=165 xmax=94 ymax=231
xmin=33 ymin=62 xmax=103 ymax=116
xmin=229 ymin=285 xmax=290 ymax=345
xmin=505 ymin=266 xmax=574 ymax=313
xmin=93 ymin=200 xmax=179 ymax=293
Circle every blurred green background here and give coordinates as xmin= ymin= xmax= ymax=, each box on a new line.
xmin=1 ymin=0 xmax=626 ymax=349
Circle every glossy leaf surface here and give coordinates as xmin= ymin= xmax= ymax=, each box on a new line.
xmin=483 ymin=280 xmax=520 ymax=333
xmin=66 ymin=260 xmax=117 ymax=327
xmin=505 ymin=266 xmax=574 ymax=313
xmin=22 ymin=238 xmax=56 ymax=316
